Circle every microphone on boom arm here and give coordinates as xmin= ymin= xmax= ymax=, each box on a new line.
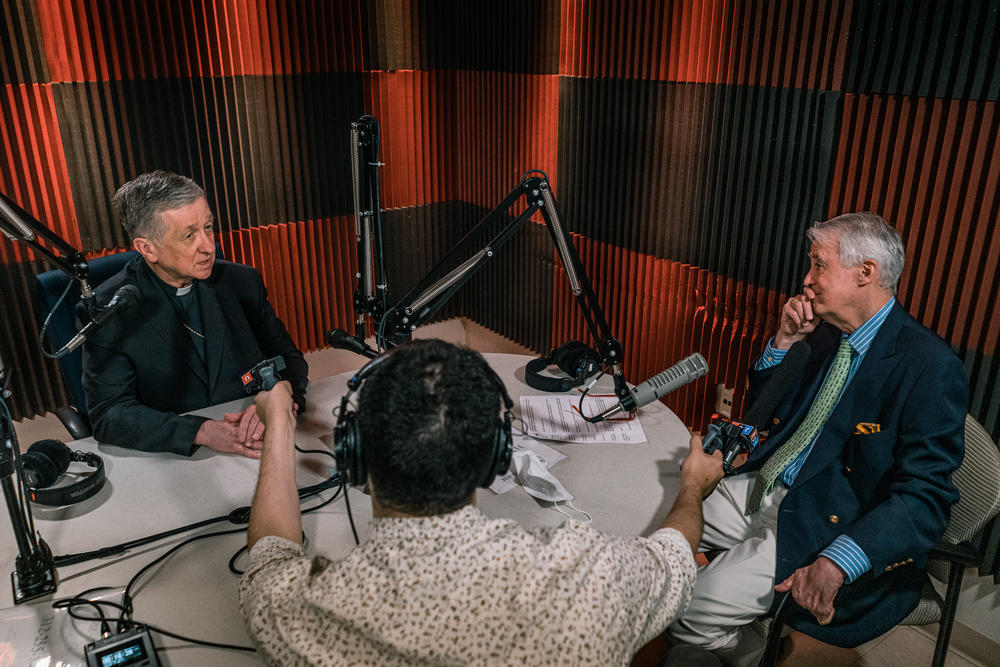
xmin=55 ymin=284 xmax=141 ymax=357
xmin=593 ymin=352 xmax=709 ymax=422
xmin=702 ymin=340 xmax=811 ymax=473
xmin=325 ymin=328 xmax=379 ymax=360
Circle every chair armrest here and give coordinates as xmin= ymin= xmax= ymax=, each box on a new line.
xmin=928 ymin=540 xmax=980 ymax=566
xmin=54 ymin=406 xmax=92 ymax=440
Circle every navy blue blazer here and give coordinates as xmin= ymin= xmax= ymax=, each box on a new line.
xmin=81 ymin=257 xmax=308 ymax=455
xmin=739 ymin=302 xmax=967 ymax=646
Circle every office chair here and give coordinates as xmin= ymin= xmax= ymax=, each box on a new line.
xmin=33 ymin=243 xmax=228 ymax=440
xmin=759 ymin=414 xmax=1000 ymax=667
xmin=32 ymin=250 xmax=141 ymax=439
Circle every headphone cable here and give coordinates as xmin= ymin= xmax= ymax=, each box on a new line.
xmin=228 ymin=479 xmax=345 ymax=574
xmin=117 ymin=479 xmax=344 ymax=634
xmin=53 ymin=471 xmax=342 ymax=567
xmin=54 ymin=593 xmax=256 ymax=654
xmin=342 ymin=475 xmax=360 ymax=546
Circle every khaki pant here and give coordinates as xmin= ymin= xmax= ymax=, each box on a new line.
xmin=668 ymin=473 xmax=787 ymax=667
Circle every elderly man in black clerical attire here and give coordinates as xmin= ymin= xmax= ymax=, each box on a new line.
xmin=81 ymin=170 xmax=308 ymax=456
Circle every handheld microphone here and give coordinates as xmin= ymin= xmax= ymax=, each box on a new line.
xmin=596 ymin=352 xmax=709 ymax=421
xmin=241 ymin=356 xmax=286 ymax=392
xmin=325 ymin=327 xmax=378 ymax=359
xmin=57 ymin=284 xmax=141 ymax=357
xmin=701 ymin=340 xmax=811 ymax=472
xmin=702 ymin=418 xmax=760 ymax=474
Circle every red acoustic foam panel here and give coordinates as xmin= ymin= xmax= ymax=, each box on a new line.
xmin=34 ymin=0 xmax=363 ymax=82
xmin=219 ymin=216 xmax=356 ymax=353
xmin=559 ymin=0 xmax=851 ymax=88
xmin=0 ymin=84 xmax=80 ymax=264
xmin=365 ymin=70 xmax=559 ymax=211
xmin=829 ymin=94 xmax=1000 ymax=357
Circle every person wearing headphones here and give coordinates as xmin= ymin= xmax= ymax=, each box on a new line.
xmin=240 ymin=339 xmax=725 ymax=666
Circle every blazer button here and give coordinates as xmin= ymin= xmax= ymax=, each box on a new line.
xmin=772 ymin=417 xmax=781 ymax=425
xmin=843 ymin=465 xmax=852 ymax=473
xmin=885 ymin=565 xmax=893 ymax=571
xmin=828 ymin=514 xmax=839 ymax=524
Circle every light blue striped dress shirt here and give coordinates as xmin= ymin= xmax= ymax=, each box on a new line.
xmin=754 ymin=296 xmax=896 ymax=582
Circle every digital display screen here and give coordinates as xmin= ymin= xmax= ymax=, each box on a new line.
xmin=98 ymin=641 xmax=147 ymax=666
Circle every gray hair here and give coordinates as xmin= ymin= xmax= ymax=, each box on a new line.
xmin=113 ymin=170 xmax=206 ymax=242
xmin=807 ymin=212 xmax=905 ymax=293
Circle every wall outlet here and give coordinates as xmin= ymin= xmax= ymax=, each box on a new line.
xmin=715 ymin=383 xmax=734 ymax=418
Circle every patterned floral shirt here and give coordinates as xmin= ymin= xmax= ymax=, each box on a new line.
xmin=240 ymin=505 xmax=696 ymax=666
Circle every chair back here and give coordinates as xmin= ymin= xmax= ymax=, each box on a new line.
xmin=32 ymin=250 xmax=140 ymax=415
xmin=928 ymin=414 xmax=1000 ymax=581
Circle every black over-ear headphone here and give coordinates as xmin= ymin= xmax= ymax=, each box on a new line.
xmin=333 ymin=355 xmax=514 ymax=488
xmin=20 ymin=439 xmax=106 ymax=507
xmin=525 ymin=340 xmax=602 ymax=392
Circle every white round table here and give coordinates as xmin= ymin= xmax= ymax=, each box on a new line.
xmin=0 ymin=353 xmax=691 ymax=665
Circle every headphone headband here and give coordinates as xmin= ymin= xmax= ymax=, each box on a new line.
xmin=524 ymin=340 xmax=601 ymax=393
xmin=333 ymin=353 xmax=513 ymax=489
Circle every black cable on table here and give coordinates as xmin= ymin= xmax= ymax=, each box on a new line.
xmin=54 ymin=470 xmax=342 ymax=567
xmin=228 ymin=480 xmax=344 ymax=575
xmin=54 ymin=594 xmax=256 ymax=653
xmin=48 ymin=450 xmax=348 ymax=654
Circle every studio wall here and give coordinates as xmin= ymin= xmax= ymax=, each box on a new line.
xmin=2 ymin=0 xmax=997 ymax=449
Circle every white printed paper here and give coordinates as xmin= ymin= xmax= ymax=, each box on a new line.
xmin=0 ymin=587 xmax=122 ymax=666
xmin=519 ymin=395 xmax=647 ymax=444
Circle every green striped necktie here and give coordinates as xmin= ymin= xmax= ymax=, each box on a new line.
xmin=745 ymin=338 xmax=853 ymax=515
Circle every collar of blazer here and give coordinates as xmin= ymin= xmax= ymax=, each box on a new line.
xmin=792 ymin=302 xmax=906 ymax=488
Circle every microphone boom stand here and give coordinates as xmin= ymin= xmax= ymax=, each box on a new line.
xmin=0 ymin=349 xmax=58 ymax=603
xmin=0 ymin=190 xmax=99 ymax=604
xmin=344 ymin=116 xmax=386 ymax=359
xmin=382 ymin=172 xmax=636 ymax=411
xmin=327 ymin=121 xmax=636 ymax=411
xmin=0 ymin=192 xmax=97 ymax=314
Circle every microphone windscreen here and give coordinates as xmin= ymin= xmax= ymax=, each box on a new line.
xmin=111 ymin=284 xmax=141 ymax=309
xmin=326 ymin=328 xmax=377 ymax=359
xmin=630 ymin=352 xmax=709 ymax=408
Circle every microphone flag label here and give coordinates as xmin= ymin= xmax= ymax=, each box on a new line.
xmin=241 ymin=372 xmax=254 ymax=386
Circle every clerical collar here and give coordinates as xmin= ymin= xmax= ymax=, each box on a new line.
xmin=176 ymin=283 xmax=194 ymax=297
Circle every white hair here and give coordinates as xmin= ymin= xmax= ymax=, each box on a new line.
xmin=807 ymin=212 xmax=905 ymax=293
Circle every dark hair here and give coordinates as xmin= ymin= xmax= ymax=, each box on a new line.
xmin=358 ymin=339 xmax=504 ymax=515
xmin=113 ymin=170 xmax=206 ymax=241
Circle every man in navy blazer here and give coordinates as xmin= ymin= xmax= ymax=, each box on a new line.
xmin=81 ymin=171 xmax=308 ymax=456
xmin=669 ymin=213 xmax=968 ymax=665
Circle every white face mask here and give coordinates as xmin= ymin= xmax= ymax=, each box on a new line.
xmin=514 ymin=450 xmax=573 ymax=502
xmin=513 ymin=451 xmax=591 ymax=521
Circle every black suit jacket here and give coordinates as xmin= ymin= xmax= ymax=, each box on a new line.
xmin=740 ymin=303 xmax=967 ymax=645
xmin=81 ymin=257 xmax=308 ymax=455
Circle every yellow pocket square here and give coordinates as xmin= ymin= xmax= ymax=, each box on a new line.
xmin=854 ymin=422 xmax=881 ymax=434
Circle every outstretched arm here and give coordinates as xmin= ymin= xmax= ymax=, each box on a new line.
xmin=247 ymin=381 xmax=301 ymax=550
xmin=662 ymin=435 xmax=725 ymax=554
